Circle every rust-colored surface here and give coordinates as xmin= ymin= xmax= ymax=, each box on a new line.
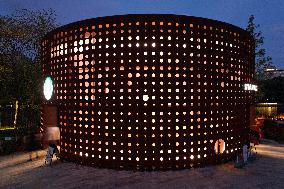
xmin=41 ymin=14 xmax=255 ymax=170
xmin=41 ymin=105 xmax=59 ymax=146
xmin=42 ymin=105 xmax=57 ymax=128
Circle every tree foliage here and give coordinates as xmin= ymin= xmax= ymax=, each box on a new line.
xmin=0 ymin=9 xmax=57 ymax=59
xmin=257 ymin=77 xmax=284 ymax=103
xmin=262 ymin=119 xmax=284 ymax=143
xmin=246 ymin=15 xmax=274 ymax=79
xmin=0 ymin=9 xmax=57 ymax=130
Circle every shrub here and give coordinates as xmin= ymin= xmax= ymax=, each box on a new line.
xmin=262 ymin=119 xmax=284 ymax=143
xmin=0 ymin=140 xmax=18 ymax=155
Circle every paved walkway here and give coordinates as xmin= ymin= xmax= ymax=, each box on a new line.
xmin=0 ymin=141 xmax=284 ymax=189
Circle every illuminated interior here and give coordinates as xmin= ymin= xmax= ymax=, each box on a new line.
xmin=41 ymin=14 xmax=255 ymax=170
xmin=256 ymin=103 xmax=278 ymax=117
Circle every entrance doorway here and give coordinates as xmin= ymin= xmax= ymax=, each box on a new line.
xmin=42 ymin=105 xmax=59 ymax=146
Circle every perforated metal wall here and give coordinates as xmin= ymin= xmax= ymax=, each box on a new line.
xmin=41 ymin=14 xmax=255 ymax=170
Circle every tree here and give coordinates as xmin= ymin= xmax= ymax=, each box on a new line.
xmin=246 ymin=15 xmax=274 ymax=79
xmin=0 ymin=9 xmax=57 ymax=132
xmin=257 ymin=77 xmax=284 ymax=103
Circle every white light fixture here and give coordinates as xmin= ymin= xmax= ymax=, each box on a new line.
xmin=43 ymin=76 xmax=53 ymax=100
xmin=244 ymin=83 xmax=258 ymax=91
xmin=143 ymin=95 xmax=149 ymax=101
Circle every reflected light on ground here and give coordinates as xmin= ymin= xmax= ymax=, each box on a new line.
xmin=256 ymin=142 xmax=284 ymax=159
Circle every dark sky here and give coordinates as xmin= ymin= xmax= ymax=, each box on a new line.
xmin=1 ymin=0 xmax=283 ymax=68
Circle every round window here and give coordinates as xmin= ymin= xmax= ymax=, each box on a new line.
xmin=43 ymin=76 xmax=53 ymax=100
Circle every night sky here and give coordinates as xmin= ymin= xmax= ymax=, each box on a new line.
xmin=0 ymin=0 xmax=283 ymax=68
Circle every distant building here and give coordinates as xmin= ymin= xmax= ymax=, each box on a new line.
xmin=256 ymin=103 xmax=284 ymax=118
xmin=264 ymin=68 xmax=284 ymax=79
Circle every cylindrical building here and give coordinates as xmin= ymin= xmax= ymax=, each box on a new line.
xmin=41 ymin=14 xmax=255 ymax=170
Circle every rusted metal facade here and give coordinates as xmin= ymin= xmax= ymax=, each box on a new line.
xmin=41 ymin=14 xmax=255 ymax=170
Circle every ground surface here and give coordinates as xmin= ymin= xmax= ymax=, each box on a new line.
xmin=1 ymin=140 xmax=284 ymax=189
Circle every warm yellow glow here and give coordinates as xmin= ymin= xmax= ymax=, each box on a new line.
xmin=0 ymin=127 xmax=15 ymax=131
xmin=258 ymin=103 xmax=278 ymax=105
xmin=214 ymin=139 xmax=225 ymax=154
xmin=13 ymin=100 xmax=18 ymax=127
xmin=43 ymin=17 xmax=255 ymax=169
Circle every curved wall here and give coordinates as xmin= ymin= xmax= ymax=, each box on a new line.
xmin=41 ymin=14 xmax=255 ymax=170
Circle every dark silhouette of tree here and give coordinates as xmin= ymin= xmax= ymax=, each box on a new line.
xmin=0 ymin=9 xmax=57 ymax=133
xmin=257 ymin=77 xmax=284 ymax=103
xmin=246 ymin=15 xmax=274 ymax=79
